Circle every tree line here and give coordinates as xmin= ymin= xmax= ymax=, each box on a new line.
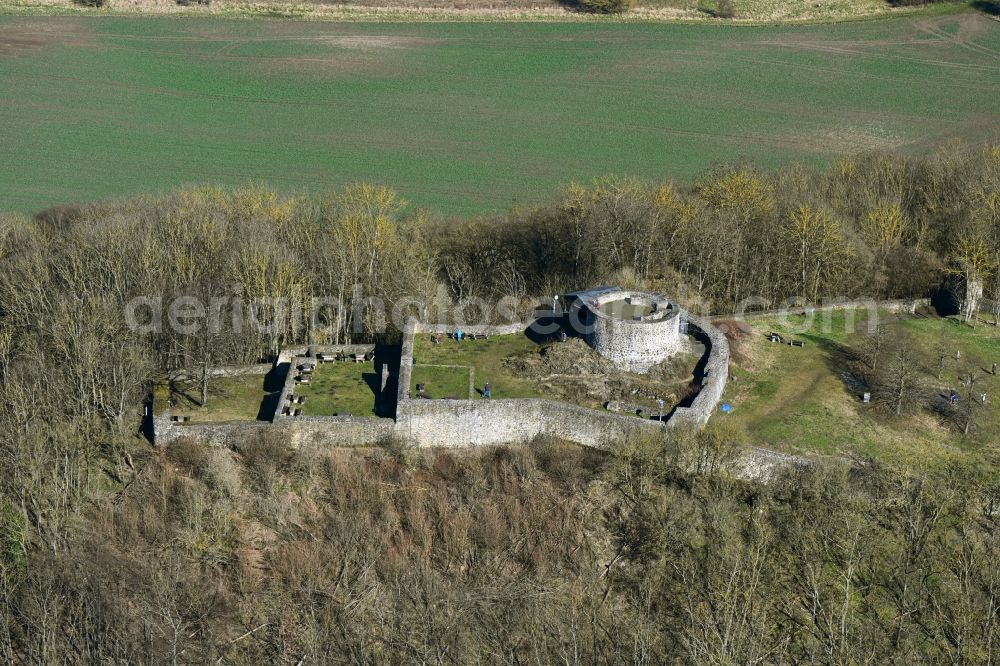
xmin=2 ymin=142 xmax=996 ymax=403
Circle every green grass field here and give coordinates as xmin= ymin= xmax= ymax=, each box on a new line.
xmin=411 ymin=364 xmax=473 ymax=399
xmin=723 ymin=310 xmax=1000 ymax=469
xmin=295 ymin=362 xmax=379 ymax=416
xmin=412 ymin=333 xmax=547 ymax=399
xmin=0 ymin=0 xmax=957 ymax=23
xmin=0 ymin=12 xmax=998 ymax=215
xmin=167 ymin=374 xmax=273 ymax=423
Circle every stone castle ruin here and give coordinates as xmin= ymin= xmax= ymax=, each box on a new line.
xmin=153 ymin=287 xmax=730 ymax=451
xmin=563 ymin=287 xmax=682 ymax=373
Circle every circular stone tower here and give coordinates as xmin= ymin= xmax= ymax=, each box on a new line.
xmin=563 ymin=287 xmax=681 ymax=373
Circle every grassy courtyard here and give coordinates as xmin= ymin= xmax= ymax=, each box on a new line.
xmin=0 ymin=13 xmax=997 ymax=215
xmin=721 ymin=310 xmax=1000 ymax=469
xmin=294 ymin=362 xmax=380 ymax=417
xmin=164 ymin=374 xmax=275 ymax=423
xmin=410 ymin=365 xmax=473 ymax=400
xmin=410 ymin=331 xmax=701 ymax=414
xmin=411 ymin=333 xmax=548 ymax=400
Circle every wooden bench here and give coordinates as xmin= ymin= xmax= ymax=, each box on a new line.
xmin=471 ymin=332 xmax=489 ymax=341
xmin=790 ymin=340 xmax=806 ymax=348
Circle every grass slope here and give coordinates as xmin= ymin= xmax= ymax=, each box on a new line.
xmin=723 ymin=310 xmax=1000 ymax=469
xmin=0 ymin=13 xmax=997 ymax=215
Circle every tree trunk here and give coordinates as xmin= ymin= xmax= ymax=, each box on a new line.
xmin=200 ymin=359 xmax=209 ymax=407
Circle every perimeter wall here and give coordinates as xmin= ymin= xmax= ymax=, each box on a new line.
xmin=394 ymin=313 xmax=728 ymax=448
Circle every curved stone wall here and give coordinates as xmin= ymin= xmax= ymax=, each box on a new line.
xmin=667 ymin=312 xmax=729 ymax=428
xmin=574 ymin=290 xmax=682 ymax=373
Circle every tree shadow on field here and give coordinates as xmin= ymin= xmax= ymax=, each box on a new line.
xmin=972 ymin=0 xmax=999 ymax=15
xmin=800 ymin=332 xmax=871 ymax=402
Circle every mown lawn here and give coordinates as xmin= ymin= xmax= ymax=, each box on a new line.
xmin=0 ymin=13 xmax=997 ymax=215
xmin=722 ymin=310 xmax=1000 ymax=469
xmin=411 ymin=333 xmax=546 ymax=399
xmin=410 ymin=364 xmax=472 ymax=400
xmin=295 ymin=362 xmax=379 ymax=417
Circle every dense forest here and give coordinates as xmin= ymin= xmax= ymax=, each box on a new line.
xmin=3 ymin=428 xmax=1000 ymax=663
xmin=0 ymin=141 xmax=999 ymax=662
